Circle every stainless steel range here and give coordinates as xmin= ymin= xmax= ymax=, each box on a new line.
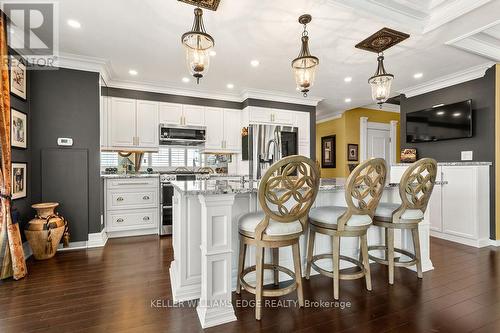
xmin=159 ymin=170 xmax=211 ymax=236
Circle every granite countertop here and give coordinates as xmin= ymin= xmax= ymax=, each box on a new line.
xmin=101 ymin=173 xmax=160 ymax=179
xmin=393 ymin=162 xmax=492 ymax=167
xmin=172 ymin=178 xmax=448 ymax=196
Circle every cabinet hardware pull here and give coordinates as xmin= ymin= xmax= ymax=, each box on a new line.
xmin=143 ymin=196 xmax=150 ymax=200
xmin=143 ymin=216 xmax=150 ymax=221
xmin=117 ymin=197 xmax=124 ymax=201
xmin=116 ymin=182 xmax=150 ymax=186
xmin=116 ymin=218 xmax=124 ymax=223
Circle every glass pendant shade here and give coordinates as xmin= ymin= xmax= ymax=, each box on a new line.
xmin=292 ymin=15 xmax=319 ymax=97
xmin=368 ymin=54 xmax=394 ymax=106
xmin=182 ymin=8 xmax=214 ymax=83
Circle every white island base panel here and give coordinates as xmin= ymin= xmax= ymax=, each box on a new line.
xmin=169 ymin=188 xmax=434 ymax=329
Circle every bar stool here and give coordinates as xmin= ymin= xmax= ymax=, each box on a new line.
xmin=236 ymin=155 xmax=320 ymax=320
xmin=305 ymin=158 xmax=387 ymax=300
xmin=368 ymin=158 xmax=437 ymax=284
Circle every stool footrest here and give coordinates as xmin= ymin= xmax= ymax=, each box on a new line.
xmin=240 ymin=264 xmax=297 ymax=297
xmin=367 ymin=245 xmax=417 ymax=267
xmin=310 ymin=253 xmax=366 ymax=280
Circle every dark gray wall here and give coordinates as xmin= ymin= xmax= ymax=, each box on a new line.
xmin=31 ymin=68 xmax=100 ymax=242
xmin=10 ymin=51 xmax=31 ymax=236
xmin=400 ymin=66 xmax=496 ymax=238
xmin=103 ymin=88 xmax=317 ymax=160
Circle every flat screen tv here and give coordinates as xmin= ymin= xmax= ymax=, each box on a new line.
xmin=406 ymin=100 xmax=472 ymax=143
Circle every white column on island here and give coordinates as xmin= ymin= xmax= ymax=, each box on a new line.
xmin=196 ymin=194 xmax=237 ymax=329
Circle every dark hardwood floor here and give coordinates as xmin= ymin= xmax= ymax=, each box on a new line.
xmin=1 ymin=236 xmax=499 ymax=333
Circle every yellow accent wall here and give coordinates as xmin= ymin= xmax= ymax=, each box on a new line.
xmin=316 ymin=108 xmax=401 ymax=178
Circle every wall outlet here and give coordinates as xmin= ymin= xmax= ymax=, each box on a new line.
xmin=461 ymin=151 xmax=473 ymax=161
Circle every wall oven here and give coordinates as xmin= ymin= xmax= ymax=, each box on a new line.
xmin=160 ymin=124 xmax=206 ymax=146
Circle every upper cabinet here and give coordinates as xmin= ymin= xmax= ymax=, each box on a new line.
xmin=204 ymin=108 xmax=241 ymax=153
xmin=248 ymin=107 xmax=294 ymax=125
xmin=106 ymin=97 xmax=159 ymax=151
xmin=159 ymin=103 xmax=205 ymax=127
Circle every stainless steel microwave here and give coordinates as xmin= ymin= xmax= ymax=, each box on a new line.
xmin=159 ymin=124 xmax=206 ymax=146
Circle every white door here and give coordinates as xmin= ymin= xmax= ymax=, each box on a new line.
xmin=137 ymin=100 xmax=159 ymax=148
xmin=204 ymin=107 xmax=224 ymax=150
xmin=183 ymin=105 xmax=205 ymax=126
xmin=110 ymin=98 xmax=136 ymax=147
xmin=159 ymin=103 xmax=183 ymax=125
xmin=223 ymin=109 xmax=241 ymax=151
xmin=367 ymin=127 xmax=391 ymax=162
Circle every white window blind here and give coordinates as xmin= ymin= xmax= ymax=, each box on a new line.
xmin=101 ymin=152 xmax=118 ymax=167
xmin=170 ymin=148 xmax=186 ymax=167
xmin=151 ymin=147 xmax=169 ymax=168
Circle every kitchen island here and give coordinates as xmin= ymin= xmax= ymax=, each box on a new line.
xmin=169 ymin=178 xmax=444 ymax=328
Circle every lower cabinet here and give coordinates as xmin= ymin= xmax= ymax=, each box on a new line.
xmin=104 ymin=177 xmax=159 ymax=237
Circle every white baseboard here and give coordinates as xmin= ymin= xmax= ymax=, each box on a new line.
xmin=489 ymin=239 xmax=500 ymax=247
xmin=107 ymin=228 xmax=158 ymax=239
xmin=430 ymin=231 xmax=490 ymax=248
xmin=87 ymin=229 xmax=109 ymax=248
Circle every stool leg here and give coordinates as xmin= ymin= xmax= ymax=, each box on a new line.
xmin=255 ymin=246 xmax=265 ymax=320
xmin=332 ymin=235 xmax=340 ymax=300
xmin=411 ymin=227 xmax=423 ymax=279
xmin=387 ymin=228 xmax=395 ymax=285
xmin=292 ymin=243 xmax=304 ymax=307
xmin=305 ymin=229 xmax=315 ymax=280
xmin=236 ymin=240 xmax=247 ymax=294
xmin=272 ymin=248 xmax=279 ymax=286
xmin=360 ymin=234 xmax=372 ymax=291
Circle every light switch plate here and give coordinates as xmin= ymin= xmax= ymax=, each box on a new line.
xmin=57 ymin=137 xmax=73 ymax=146
xmin=461 ymin=151 xmax=473 ymax=161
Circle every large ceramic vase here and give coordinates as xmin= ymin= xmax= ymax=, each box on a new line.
xmin=24 ymin=203 xmax=68 ymax=260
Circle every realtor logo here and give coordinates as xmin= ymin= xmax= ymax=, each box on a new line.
xmin=1 ymin=1 xmax=59 ymax=68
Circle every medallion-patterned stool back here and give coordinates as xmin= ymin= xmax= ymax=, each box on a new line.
xmin=399 ymin=158 xmax=437 ymax=213
xmin=259 ymin=155 xmax=320 ymax=224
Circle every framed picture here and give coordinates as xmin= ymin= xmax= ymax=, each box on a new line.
xmin=347 ymin=144 xmax=359 ymax=162
xmin=401 ymin=148 xmax=417 ymax=163
xmin=12 ymin=162 xmax=27 ymax=200
xmin=10 ymin=57 xmax=27 ymax=100
xmin=321 ymin=135 xmax=336 ymax=168
xmin=11 ymin=109 xmax=27 ymax=149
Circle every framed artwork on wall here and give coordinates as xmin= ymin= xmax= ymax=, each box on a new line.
xmin=347 ymin=144 xmax=359 ymax=161
xmin=321 ymin=135 xmax=336 ymax=168
xmin=11 ymin=109 xmax=27 ymax=149
xmin=12 ymin=162 xmax=27 ymax=200
xmin=10 ymin=57 xmax=27 ymax=100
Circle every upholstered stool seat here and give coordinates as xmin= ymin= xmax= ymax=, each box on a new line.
xmin=309 ymin=206 xmax=372 ymax=228
xmin=239 ymin=212 xmax=303 ymax=237
xmin=374 ymin=202 xmax=424 ymax=221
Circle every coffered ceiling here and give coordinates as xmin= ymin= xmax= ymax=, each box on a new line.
xmin=48 ymin=0 xmax=500 ymax=120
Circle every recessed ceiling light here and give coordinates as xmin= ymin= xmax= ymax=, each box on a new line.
xmin=345 ymin=98 xmax=352 ymax=103
xmin=226 ymin=83 xmax=234 ymax=89
xmin=128 ymin=69 xmax=138 ymax=76
xmin=209 ymin=50 xmax=216 ymax=56
xmin=453 ymin=112 xmax=462 ymax=117
xmin=414 ymin=73 xmax=423 ymax=79
xmin=182 ymin=77 xmax=190 ymax=83
xmin=250 ymin=60 xmax=260 ymax=67
xmin=67 ymin=19 xmax=81 ymax=29
xmin=344 ymin=77 xmax=352 ymax=83
xmin=436 ymin=111 xmax=445 ymax=116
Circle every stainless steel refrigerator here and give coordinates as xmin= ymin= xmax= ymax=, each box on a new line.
xmin=248 ymin=124 xmax=299 ymax=180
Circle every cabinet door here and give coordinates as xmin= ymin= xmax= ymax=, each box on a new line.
xmin=223 ymin=109 xmax=242 ymax=151
xmin=159 ymin=103 xmax=183 ymax=125
xmin=204 ymin=107 xmax=224 ymax=150
xmin=295 ymin=112 xmax=310 ymax=146
xmin=137 ymin=100 xmax=159 ymax=148
xmin=273 ymin=109 xmax=294 ymax=125
xmin=183 ymin=105 xmax=205 ymax=126
xmin=249 ymin=107 xmax=273 ymax=124
xmin=428 ymin=185 xmax=442 ymax=232
xmin=110 ymin=98 xmax=136 ymax=147
xmin=442 ymin=167 xmax=477 ymax=239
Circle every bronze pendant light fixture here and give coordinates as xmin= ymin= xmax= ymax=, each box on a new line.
xmin=292 ymin=14 xmax=319 ymax=97
xmin=368 ymin=52 xmax=394 ymax=107
xmin=181 ymin=1 xmax=215 ymax=84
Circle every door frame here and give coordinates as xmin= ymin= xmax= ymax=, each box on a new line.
xmin=359 ymin=117 xmax=398 ymax=165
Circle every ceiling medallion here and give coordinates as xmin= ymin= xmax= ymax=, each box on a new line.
xmin=178 ymin=0 xmax=220 ymax=11
xmin=355 ymin=27 xmax=410 ymax=53
xmin=291 ymin=14 xmax=319 ymax=98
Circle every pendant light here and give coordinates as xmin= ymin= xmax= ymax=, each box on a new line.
xmin=181 ymin=5 xmax=215 ymax=84
xmin=292 ymin=14 xmax=319 ymax=97
xmin=368 ymin=52 xmax=394 ymax=107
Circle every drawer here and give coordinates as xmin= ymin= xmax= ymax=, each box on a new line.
xmin=106 ymin=178 xmax=159 ymax=189
xmin=107 ymin=188 xmax=158 ymax=210
xmin=107 ymin=208 xmax=158 ymax=231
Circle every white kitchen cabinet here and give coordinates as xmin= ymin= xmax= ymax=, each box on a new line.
xmin=159 ymin=103 xmax=183 ymax=125
xmin=248 ymin=107 xmax=294 ymax=125
xmin=295 ymin=112 xmax=310 ymax=146
xmin=273 ymin=109 xmax=294 ymax=125
xmin=137 ymin=100 xmax=159 ymax=148
xmin=183 ymin=105 xmax=205 ymax=126
xmin=110 ymin=98 xmax=136 ymax=147
xmin=204 ymin=108 xmax=241 ymax=153
xmin=100 ymin=96 xmax=110 ymax=148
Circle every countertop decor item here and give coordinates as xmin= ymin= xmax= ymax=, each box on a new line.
xmin=400 ymin=148 xmax=417 ymax=163
xmin=24 ymin=203 xmax=69 ymax=260
xmin=292 ymin=14 xmax=319 ymax=97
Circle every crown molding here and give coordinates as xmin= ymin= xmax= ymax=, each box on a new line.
xmin=399 ymin=62 xmax=495 ymax=98
xmin=362 ymin=103 xmax=400 ymax=113
xmin=54 ymin=53 xmax=113 ymax=83
xmin=241 ymin=89 xmax=323 ymax=107
xmin=316 ymin=113 xmax=343 ymax=123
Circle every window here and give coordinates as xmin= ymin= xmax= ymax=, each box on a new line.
xmin=100 ymin=148 xmax=203 ymax=169
xmin=101 ymin=152 xmax=118 ymax=167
